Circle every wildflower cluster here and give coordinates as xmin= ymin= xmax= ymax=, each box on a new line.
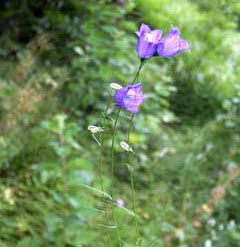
xmin=89 ymin=22 xmax=189 ymax=247
xmin=136 ymin=23 xmax=189 ymax=60
xmin=114 ymin=23 xmax=189 ymax=114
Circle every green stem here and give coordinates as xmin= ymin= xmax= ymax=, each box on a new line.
xmin=111 ymin=108 xmax=122 ymax=247
xmin=127 ymin=60 xmax=146 ymax=245
xmin=60 ymin=136 xmax=67 ymax=247
xmin=127 ymin=114 xmax=140 ymax=242
xmin=98 ymin=96 xmax=112 ymax=247
xmin=132 ymin=59 xmax=145 ymax=84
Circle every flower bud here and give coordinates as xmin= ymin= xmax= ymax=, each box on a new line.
xmin=88 ymin=125 xmax=104 ymax=134
xmin=120 ymin=141 xmax=133 ymax=153
xmin=110 ymin=83 xmax=122 ymax=90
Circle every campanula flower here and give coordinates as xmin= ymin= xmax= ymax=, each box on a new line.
xmin=114 ymin=83 xmax=144 ymax=114
xmin=157 ymin=26 xmax=189 ymax=57
xmin=135 ymin=23 xmax=163 ymax=59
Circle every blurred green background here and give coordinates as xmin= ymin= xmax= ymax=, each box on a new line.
xmin=0 ymin=0 xmax=240 ymax=246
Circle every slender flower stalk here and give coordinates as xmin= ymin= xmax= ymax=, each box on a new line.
xmin=112 ymin=59 xmax=146 ymax=245
xmin=59 ymin=135 xmax=67 ymax=247
xmin=111 ymin=108 xmax=122 ymax=247
xmin=89 ymin=22 xmax=189 ymax=247
xmin=132 ymin=59 xmax=146 ymax=84
xmin=127 ymin=60 xmax=146 ymax=245
xmin=110 ymin=61 xmax=145 ymax=245
xmin=98 ymin=94 xmax=112 ymax=247
xmin=127 ymin=114 xmax=140 ymax=240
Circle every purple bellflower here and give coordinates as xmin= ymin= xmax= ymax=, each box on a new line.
xmin=135 ymin=23 xmax=163 ymax=59
xmin=157 ymin=26 xmax=189 ymax=57
xmin=114 ymin=83 xmax=144 ymax=114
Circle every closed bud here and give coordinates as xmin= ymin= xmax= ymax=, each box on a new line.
xmin=88 ymin=125 xmax=104 ymax=134
xmin=110 ymin=83 xmax=122 ymax=90
xmin=120 ymin=141 xmax=133 ymax=153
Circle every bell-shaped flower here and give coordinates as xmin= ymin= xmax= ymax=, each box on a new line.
xmin=114 ymin=83 xmax=144 ymax=114
xmin=157 ymin=26 xmax=189 ymax=57
xmin=135 ymin=23 xmax=163 ymax=59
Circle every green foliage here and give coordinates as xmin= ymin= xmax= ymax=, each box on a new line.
xmin=136 ymin=0 xmax=240 ymax=123
xmin=0 ymin=0 xmax=240 ymax=246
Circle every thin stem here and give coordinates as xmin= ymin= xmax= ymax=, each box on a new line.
xmin=60 ymin=136 xmax=67 ymax=247
xmin=127 ymin=114 xmax=140 ymax=241
xmin=98 ymin=94 xmax=112 ymax=247
xmin=111 ymin=108 xmax=122 ymax=247
xmin=132 ymin=59 xmax=146 ymax=84
xmin=99 ymin=94 xmax=112 ymax=192
xmin=127 ymin=59 xmax=146 ymax=246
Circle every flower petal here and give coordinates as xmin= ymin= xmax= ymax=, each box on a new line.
xmin=139 ymin=23 xmax=151 ymax=35
xmin=135 ymin=31 xmax=140 ymax=37
xmin=137 ymin=37 xmax=157 ymax=59
xmin=149 ymin=29 xmax=163 ymax=43
xmin=157 ymin=36 xmax=180 ymax=57
xmin=179 ymin=39 xmax=189 ymax=51
xmin=114 ymin=84 xmax=144 ymax=114
xmin=157 ymin=26 xmax=189 ymax=57
xmin=114 ymin=87 xmax=128 ymax=109
xmin=170 ymin=25 xmax=180 ymax=35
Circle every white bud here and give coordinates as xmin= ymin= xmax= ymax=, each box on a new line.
xmin=159 ymin=147 xmax=168 ymax=158
xmin=110 ymin=83 xmax=122 ymax=90
xmin=227 ymin=220 xmax=236 ymax=231
xmin=120 ymin=141 xmax=133 ymax=153
xmin=227 ymin=162 xmax=237 ymax=172
xmin=208 ymin=218 xmax=216 ymax=227
xmin=74 ymin=46 xmax=84 ymax=55
xmin=88 ymin=125 xmax=104 ymax=134
xmin=175 ymin=229 xmax=185 ymax=242
xmin=205 ymin=239 xmax=212 ymax=247
xmin=211 ymin=229 xmax=217 ymax=240
xmin=219 ymin=224 xmax=224 ymax=231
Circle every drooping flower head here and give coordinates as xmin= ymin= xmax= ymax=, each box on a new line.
xmin=157 ymin=26 xmax=189 ymax=57
xmin=135 ymin=23 xmax=163 ymax=59
xmin=114 ymin=83 xmax=144 ymax=114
